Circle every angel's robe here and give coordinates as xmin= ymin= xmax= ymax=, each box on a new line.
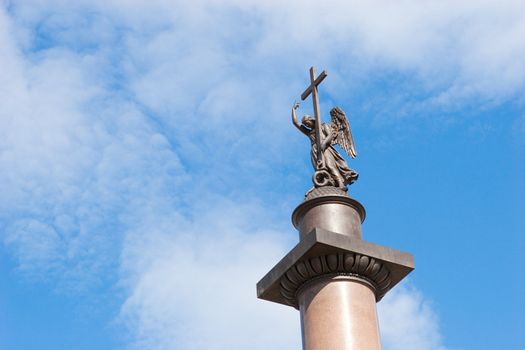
xmin=308 ymin=123 xmax=358 ymax=187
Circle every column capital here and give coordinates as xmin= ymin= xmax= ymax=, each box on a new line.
xmin=256 ymin=228 xmax=414 ymax=308
xmin=280 ymin=252 xmax=392 ymax=309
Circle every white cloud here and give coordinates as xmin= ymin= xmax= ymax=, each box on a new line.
xmin=8 ymin=0 xmax=525 ymax=114
xmin=118 ymin=200 xmax=300 ymax=350
xmin=379 ymin=284 xmax=451 ymax=350
xmin=0 ymin=4 xmax=186 ymax=288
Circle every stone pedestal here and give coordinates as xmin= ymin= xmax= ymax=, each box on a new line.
xmin=257 ymin=187 xmax=414 ymax=350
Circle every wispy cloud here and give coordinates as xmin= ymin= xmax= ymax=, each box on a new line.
xmin=118 ymin=200 xmax=300 ymax=350
xmin=379 ymin=283 xmax=451 ymax=350
xmin=0 ymin=4 xmax=186 ymax=289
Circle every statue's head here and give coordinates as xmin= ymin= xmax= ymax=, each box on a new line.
xmin=330 ymin=106 xmax=345 ymax=118
xmin=301 ymin=116 xmax=315 ymax=128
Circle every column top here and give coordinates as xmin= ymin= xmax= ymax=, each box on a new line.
xmin=292 ymin=188 xmax=366 ymax=230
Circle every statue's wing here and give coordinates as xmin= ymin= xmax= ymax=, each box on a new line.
xmin=331 ymin=107 xmax=357 ymax=158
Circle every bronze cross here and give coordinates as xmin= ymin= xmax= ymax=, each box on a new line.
xmin=301 ymin=66 xmax=327 ymax=168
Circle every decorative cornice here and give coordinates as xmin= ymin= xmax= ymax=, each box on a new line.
xmin=305 ymin=186 xmax=348 ymax=200
xmin=279 ymin=252 xmax=392 ymax=308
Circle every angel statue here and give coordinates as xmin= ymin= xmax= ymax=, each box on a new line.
xmin=292 ymin=102 xmax=358 ymax=191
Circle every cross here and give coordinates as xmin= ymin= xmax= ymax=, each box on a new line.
xmin=301 ymin=66 xmax=327 ymax=168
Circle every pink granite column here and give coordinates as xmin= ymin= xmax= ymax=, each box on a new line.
xmin=298 ymin=276 xmax=381 ymax=350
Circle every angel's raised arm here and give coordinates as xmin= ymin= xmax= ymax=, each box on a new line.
xmin=292 ymin=102 xmax=309 ymax=135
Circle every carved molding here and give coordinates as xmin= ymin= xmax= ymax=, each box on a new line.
xmin=279 ymin=252 xmax=392 ymax=308
xmin=304 ymin=185 xmax=348 ymax=200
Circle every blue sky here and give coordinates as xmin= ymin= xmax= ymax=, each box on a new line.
xmin=0 ymin=1 xmax=524 ymax=349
